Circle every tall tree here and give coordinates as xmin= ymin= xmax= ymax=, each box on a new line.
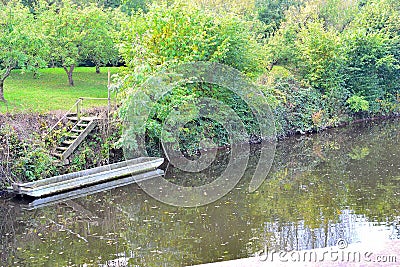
xmin=0 ymin=1 xmax=47 ymax=102
xmin=39 ymin=2 xmax=85 ymax=86
xmin=39 ymin=2 xmax=119 ymax=85
xmin=341 ymin=0 xmax=400 ymax=111
xmin=80 ymin=5 xmax=120 ymax=74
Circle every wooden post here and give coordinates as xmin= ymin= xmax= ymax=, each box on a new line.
xmin=107 ymin=68 xmax=111 ymax=164
xmin=77 ymin=99 xmax=81 ymax=121
xmin=81 ymin=98 xmax=84 ymax=117
xmin=107 ymin=68 xmax=111 ymax=119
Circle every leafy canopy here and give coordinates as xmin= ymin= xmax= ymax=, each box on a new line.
xmin=119 ymin=1 xmax=266 ymax=77
xmin=0 ymin=0 xmax=48 ymax=101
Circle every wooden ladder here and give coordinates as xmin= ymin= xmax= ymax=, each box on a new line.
xmin=52 ymin=115 xmax=98 ymax=163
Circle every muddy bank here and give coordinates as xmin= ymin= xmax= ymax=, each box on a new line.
xmin=0 ymin=112 xmax=62 ymax=140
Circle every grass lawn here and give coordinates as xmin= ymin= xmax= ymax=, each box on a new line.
xmin=0 ymin=67 xmax=120 ymax=113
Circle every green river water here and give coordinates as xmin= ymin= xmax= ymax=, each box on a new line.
xmin=0 ymin=119 xmax=399 ymax=266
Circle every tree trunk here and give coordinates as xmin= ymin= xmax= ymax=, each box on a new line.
xmin=33 ymin=63 xmax=39 ymax=79
xmin=0 ymin=80 xmax=5 ymax=102
xmin=96 ymin=65 xmax=100 ymax=74
xmin=63 ymin=65 xmax=75 ymax=86
xmin=0 ymin=67 xmax=12 ymax=102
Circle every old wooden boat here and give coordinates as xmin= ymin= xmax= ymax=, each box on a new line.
xmin=8 ymin=157 xmax=164 ymax=198
xmin=11 ymin=169 xmax=164 ymax=210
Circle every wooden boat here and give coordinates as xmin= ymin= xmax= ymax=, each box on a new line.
xmin=8 ymin=157 xmax=164 ymax=198
xmin=11 ymin=169 xmax=164 ymax=210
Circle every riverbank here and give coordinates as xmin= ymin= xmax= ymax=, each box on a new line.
xmin=0 ymin=109 xmax=123 ymax=189
xmin=0 ymin=108 xmax=399 ymax=190
xmin=280 ymin=113 xmax=400 ymax=140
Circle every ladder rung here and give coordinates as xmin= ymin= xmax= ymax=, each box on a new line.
xmin=82 ymin=117 xmax=96 ymax=121
xmin=52 ymin=153 xmax=63 ymax=158
xmin=56 ymin=147 xmax=68 ymax=151
xmin=68 ymin=117 xmax=96 ymax=122
xmin=72 ymin=129 xmax=84 ymax=133
xmin=62 ymin=140 xmax=74 ymax=145
xmin=77 ymin=124 xmax=88 ymax=127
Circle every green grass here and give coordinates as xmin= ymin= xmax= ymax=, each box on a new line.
xmin=0 ymin=67 xmax=120 ymax=113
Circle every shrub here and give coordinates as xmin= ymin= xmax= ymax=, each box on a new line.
xmin=346 ymin=95 xmax=370 ymax=113
xmin=0 ymin=124 xmax=58 ymax=186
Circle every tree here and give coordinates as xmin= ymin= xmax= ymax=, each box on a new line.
xmin=316 ymin=0 xmax=361 ymax=32
xmin=119 ymin=0 xmax=151 ymax=13
xmin=294 ymin=19 xmax=344 ymax=93
xmin=191 ymin=0 xmax=257 ymax=16
xmin=267 ymin=6 xmax=344 ymax=93
xmin=39 ymin=2 xmax=119 ymax=85
xmin=119 ymin=2 xmax=265 ymax=75
xmin=0 ymin=1 xmax=47 ymax=102
xmin=80 ymin=5 xmax=121 ymax=74
xmin=342 ymin=0 xmax=400 ymax=112
xmin=39 ymin=3 xmax=84 ymax=86
xmin=256 ymin=0 xmax=301 ymax=37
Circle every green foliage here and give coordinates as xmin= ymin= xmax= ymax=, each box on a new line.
xmin=119 ymin=0 xmax=152 ymax=13
xmin=266 ymin=0 xmax=399 ymax=127
xmin=119 ymin=2 xmax=266 ymax=76
xmin=255 ymin=0 xmax=301 ymax=36
xmin=0 ymin=124 xmax=58 ymax=185
xmin=117 ymin=2 xmax=268 ymax=154
xmin=38 ymin=2 xmax=122 ymax=84
xmin=69 ymin=145 xmax=97 ymax=171
xmin=39 ymin=3 xmax=82 ymax=67
xmin=269 ymin=73 xmax=330 ymax=134
xmin=346 ymin=95 xmax=370 ymax=112
xmin=351 ymin=0 xmax=400 ymax=35
xmin=94 ymin=0 xmax=153 ymax=13
xmin=0 ymin=0 xmax=48 ymax=101
xmin=341 ymin=0 xmax=400 ymax=113
xmin=267 ymin=3 xmax=346 ymax=92
xmin=79 ymin=4 xmax=121 ymax=72
xmin=14 ymin=146 xmax=58 ymax=181
xmin=143 ymin=83 xmax=259 ymax=155
xmin=294 ymin=19 xmax=344 ymax=93
xmin=316 ymin=0 xmax=361 ymax=31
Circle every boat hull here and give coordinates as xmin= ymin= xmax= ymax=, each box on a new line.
xmin=8 ymin=157 xmax=164 ymax=198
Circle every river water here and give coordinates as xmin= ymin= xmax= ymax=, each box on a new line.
xmin=1 ymin=119 xmax=399 ymax=266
